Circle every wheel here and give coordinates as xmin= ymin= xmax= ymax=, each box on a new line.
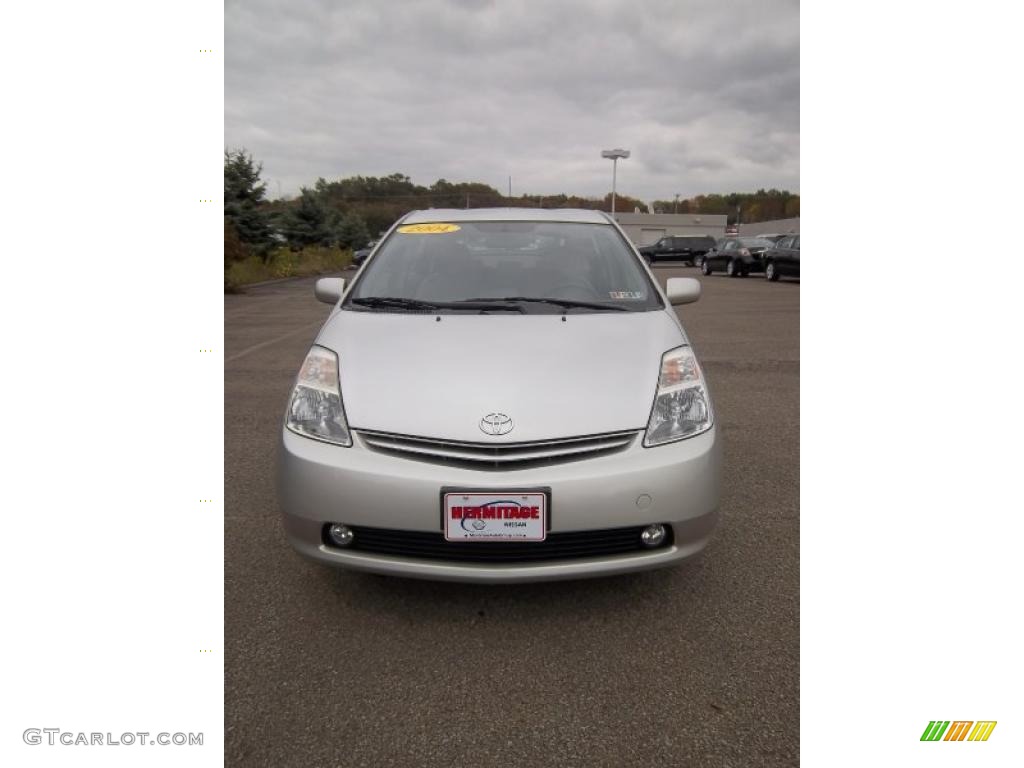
xmin=726 ymin=259 xmax=740 ymax=277
xmin=701 ymin=260 xmax=712 ymax=276
xmin=765 ymin=261 xmax=780 ymax=281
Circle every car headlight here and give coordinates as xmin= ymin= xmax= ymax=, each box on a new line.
xmin=644 ymin=346 xmax=713 ymax=447
xmin=285 ymin=345 xmax=351 ymax=446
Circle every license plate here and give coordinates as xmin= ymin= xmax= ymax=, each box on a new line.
xmin=442 ymin=490 xmax=548 ymax=542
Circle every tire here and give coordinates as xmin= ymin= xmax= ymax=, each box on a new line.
xmin=765 ymin=261 xmax=779 ymax=281
xmin=726 ymin=259 xmax=740 ymax=277
xmin=701 ymin=260 xmax=712 ymax=276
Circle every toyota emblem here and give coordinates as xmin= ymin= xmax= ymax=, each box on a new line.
xmin=479 ymin=413 xmax=513 ymax=436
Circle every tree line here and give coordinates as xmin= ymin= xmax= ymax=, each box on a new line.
xmin=225 ymin=149 xmax=371 ymax=263
xmin=650 ymin=190 xmax=799 ymax=224
xmin=225 ymin=147 xmax=799 ymax=263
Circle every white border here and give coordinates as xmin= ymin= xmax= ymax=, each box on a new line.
xmin=803 ymin=0 xmax=1023 ymax=764
xmin=0 ymin=2 xmax=223 ymax=765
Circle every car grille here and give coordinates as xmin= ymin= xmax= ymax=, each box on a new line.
xmin=356 ymin=430 xmax=638 ymax=470
xmin=334 ymin=525 xmax=671 ymax=563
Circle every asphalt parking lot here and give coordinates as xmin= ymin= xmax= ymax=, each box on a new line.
xmin=225 ymin=263 xmax=799 ymax=767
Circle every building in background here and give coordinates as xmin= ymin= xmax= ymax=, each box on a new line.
xmin=738 ymin=217 xmax=800 ymax=236
xmin=612 ymin=213 xmax=728 ymax=245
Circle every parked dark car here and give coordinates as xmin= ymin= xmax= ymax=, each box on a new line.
xmin=693 ymin=237 xmax=726 ymax=268
xmin=700 ymin=237 xmax=774 ymax=277
xmin=351 ymin=240 xmax=377 ymax=267
xmin=638 ymin=235 xmax=717 ymax=265
xmin=763 ymin=234 xmax=800 ymax=281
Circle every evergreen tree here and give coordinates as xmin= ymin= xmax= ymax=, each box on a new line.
xmin=336 ymin=213 xmax=371 ymax=250
xmin=224 ymin=219 xmax=249 ymax=268
xmin=224 ymin=148 xmax=272 ymax=255
xmin=281 ymin=188 xmax=334 ymax=248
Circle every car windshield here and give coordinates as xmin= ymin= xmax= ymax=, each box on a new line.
xmin=346 ymin=220 xmax=663 ymax=313
xmin=739 ymin=237 xmax=774 ymax=248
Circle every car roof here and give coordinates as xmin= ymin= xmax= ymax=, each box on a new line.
xmin=401 ymin=207 xmax=612 ymax=225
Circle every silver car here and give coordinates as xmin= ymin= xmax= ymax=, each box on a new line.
xmin=277 ymin=208 xmax=721 ymax=583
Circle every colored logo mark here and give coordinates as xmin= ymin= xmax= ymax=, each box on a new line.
xmin=920 ymin=721 xmax=997 ymax=742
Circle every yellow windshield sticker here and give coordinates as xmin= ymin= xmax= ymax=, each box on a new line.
xmin=397 ymin=223 xmax=461 ymax=234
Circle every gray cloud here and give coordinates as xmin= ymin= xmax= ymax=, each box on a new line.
xmin=226 ymin=0 xmax=799 ymax=203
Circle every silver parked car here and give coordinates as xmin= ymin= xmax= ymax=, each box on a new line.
xmin=278 ymin=208 xmax=722 ymax=583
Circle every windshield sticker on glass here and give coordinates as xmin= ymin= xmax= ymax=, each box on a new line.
xmin=609 ymin=291 xmax=643 ymax=300
xmin=397 ymin=223 xmax=461 ymax=234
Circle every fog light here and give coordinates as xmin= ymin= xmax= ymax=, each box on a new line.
xmin=640 ymin=524 xmax=667 ymax=548
xmin=327 ymin=524 xmax=354 ymax=548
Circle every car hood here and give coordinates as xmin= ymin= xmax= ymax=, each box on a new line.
xmin=315 ymin=309 xmax=687 ymax=443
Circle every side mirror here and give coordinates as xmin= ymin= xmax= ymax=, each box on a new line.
xmin=665 ymin=277 xmax=701 ymax=305
xmin=314 ymin=277 xmax=346 ymax=305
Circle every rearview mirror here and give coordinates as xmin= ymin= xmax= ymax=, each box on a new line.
xmin=314 ymin=277 xmax=346 ymax=305
xmin=665 ymin=277 xmax=701 ymax=305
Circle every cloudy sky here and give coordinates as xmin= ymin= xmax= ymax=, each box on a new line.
xmin=226 ymin=0 xmax=798 ymax=204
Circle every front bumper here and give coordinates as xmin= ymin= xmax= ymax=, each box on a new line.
xmin=277 ymin=426 xmax=722 ymax=583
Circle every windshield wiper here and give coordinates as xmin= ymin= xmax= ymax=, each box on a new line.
xmin=350 ymin=296 xmax=442 ymax=311
xmin=350 ymin=296 xmax=523 ymax=313
xmin=462 ymin=296 xmax=629 ymax=312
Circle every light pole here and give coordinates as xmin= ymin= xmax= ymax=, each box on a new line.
xmin=674 ymin=193 xmax=680 ymax=214
xmin=601 ymin=148 xmax=630 ymax=215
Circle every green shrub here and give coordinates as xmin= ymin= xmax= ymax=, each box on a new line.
xmin=225 ymin=245 xmax=352 ymax=290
